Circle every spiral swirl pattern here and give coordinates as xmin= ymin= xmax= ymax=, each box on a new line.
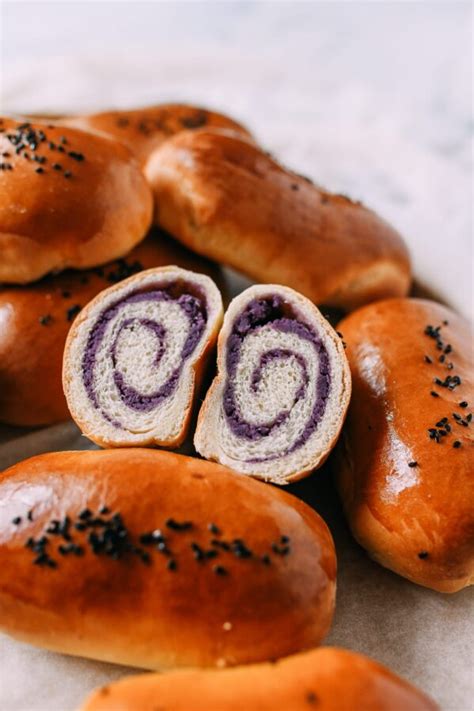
xmin=222 ymin=296 xmax=331 ymax=463
xmin=81 ymin=286 xmax=207 ymax=431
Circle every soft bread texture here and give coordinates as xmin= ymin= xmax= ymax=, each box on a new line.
xmin=0 ymin=448 xmax=336 ymax=669
xmin=0 ymin=232 xmax=221 ymax=427
xmin=62 ymin=104 xmax=252 ymax=165
xmin=194 ymin=284 xmax=351 ymax=483
xmin=336 ymin=298 xmax=474 ymax=592
xmin=0 ymin=118 xmax=153 ymax=284
xmin=80 ymin=647 xmax=438 ymax=711
xmin=63 ymin=268 xmax=223 ymax=448
xmin=145 ymin=129 xmax=411 ymax=310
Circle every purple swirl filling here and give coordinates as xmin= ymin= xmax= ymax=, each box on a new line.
xmin=82 ymin=285 xmax=207 ymax=427
xmin=223 ymin=296 xmax=331 ymax=461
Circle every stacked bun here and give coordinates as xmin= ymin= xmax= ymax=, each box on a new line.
xmin=1 ymin=102 xmax=465 ymax=711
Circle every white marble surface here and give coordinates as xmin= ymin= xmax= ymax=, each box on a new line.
xmin=0 ymin=3 xmax=473 ymax=711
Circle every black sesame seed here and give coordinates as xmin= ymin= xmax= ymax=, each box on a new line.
xmin=79 ymin=508 xmax=92 ymax=520
xmin=418 ymin=551 xmax=429 ymax=559
xmin=52 ymin=163 xmax=62 ymax=171
xmin=430 ymin=391 xmax=439 ymax=398
xmin=214 ymin=565 xmax=228 ymax=576
xmin=63 ymin=170 xmax=72 ymax=178
xmin=100 ymin=506 xmax=110 ymax=514
xmin=408 ymin=461 xmax=418 ymax=468
xmin=453 ymin=440 xmax=462 ymax=448
xmin=39 ymin=314 xmax=53 ymax=326
xmin=167 ymin=559 xmax=177 ymax=571
xmin=459 ymin=401 xmax=468 ymax=408
xmin=35 ymin=167 xmax=44 ymax=174
xmin=165 ymin=518 xmax=193 ymax=531
xmin=66 ymin=304 xmax=81 ymax=321
xmin=208 ymin=523 xmax=220 ymax=535
xmin=68 ymin=151 xmax=84 ymax=162
xmin=27 ymin=510 xmax=34 ymax=521
xmin=424 ymin=355 xmax=433 ymax=364
xmin=261 ymin=554 xmax=271 ymax=565
xmin=74 ymin=522 xmax=87 ymax=531
xmin=467 ymin=413 xmax=472 ymax=423
xmin=12 ymin=516 xmax=22 ymax=525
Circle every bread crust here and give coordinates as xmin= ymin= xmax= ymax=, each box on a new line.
xmin=0 ymin=118 xmax=153 ymax=284
xmin=62 ymin=104 xmax=252 ymax=165
xmin=145 ymin=129 xmax=411 ymax=310
xmin=0 ymin=449 xmax=336 ymax=669
xmin=335 ymin=298 xmax=473 ymax=592
xmin=79 ymin=646 xmax=438 ymax=711
xmin=0 ymin=232 xmax=221 ymax=427
xmin=194 ymin=284 xmax=351 ymax=483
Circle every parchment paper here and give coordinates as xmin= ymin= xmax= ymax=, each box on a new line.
xmin=1 ymin=5 xmax=473 ymax=708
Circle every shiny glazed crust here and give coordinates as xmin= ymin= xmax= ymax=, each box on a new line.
xmin=145 ymin=129 xmax=411 ymax=311
xmin=0 ymin=231 xmax=222 ymax=427
xmin=0 ymin=118 xmax=153 ymax=284
xmin=0 ymin=449 xmax=336 ymax=669
xmin=79 ymin=647 xmax=438 ymax=711
xmin=62 ymin=104 xmax=252 ymax=164
xmin=336 ymin=298 xmax=474 ymax=592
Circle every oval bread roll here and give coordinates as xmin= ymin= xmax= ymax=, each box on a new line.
xmin=62 ymin=103 xmax=252 ymax=164
xmin=145 ymin=129 xmax=411 ymax=311
xmin=63 ymin=268 xmax=223 ymax=448
xmin=194 ymin=285 xmax=351 ymax=483
xmin=0 ymin=118 xmax=153 ymax=284
xmin=0 ymin=449 xmax=336 ymax=669
xmin=0 ymin=232 xmax=221 ymax=427
xmin=336 ymin=298 xmax=474 ymax=592
xmin=79 ymin=647 xmax=438 ymax=711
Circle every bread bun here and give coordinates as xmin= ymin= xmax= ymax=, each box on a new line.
xmin=0 ymin=232 xmax=221 ymax=427
xmin=0 ymin=448 xmax=336 ymax=668
xmin=79 ymin=646 xmax=438 ymax=711
xmin=336 ymin=298 xmax=473 ymax=592
xmin=63 ymin=267 xmax=223 ymax=448
xmin=145 ymin=129 xmax=411 ymax=311
xmin=0 ymin=118 xmax=153 ymax=284
xmin=194 ymin=285 xmax=351 ymax=483
xmin=62 ymin=104 xmax=252 ymax=164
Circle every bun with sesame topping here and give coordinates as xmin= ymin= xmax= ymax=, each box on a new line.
xmin=0 ymin=118 xmax=153 ymax=284
xmin=335 ymin=298 xmax=474 ymax=592
xmin=0 ymin=231 xmax=222 ymax=426
xmin=0 ymin=448 xmax=336 ymax=669
xmin=79 ymin=647 xmax=438 ymax=711
xmin=145 ymin=128 xmax=411 ymax=311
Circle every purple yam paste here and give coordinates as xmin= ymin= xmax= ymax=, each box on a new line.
xmin=223 ymin=296 xmax=331 ymax=462
xmin=82 ymin=286 xmax=207 ymax=426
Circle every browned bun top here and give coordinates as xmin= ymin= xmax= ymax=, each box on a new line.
xmin=337 ymin=298 xmax=474 ymax=592
xmin=145 ymin=129 xmax=411 ymax=310
xmin=62 ymin=104 xmax=253 ymax=164
xmin=0 ymin=230 xmax=222 ymax=427
xmin=0 ymin=448 xmax=336 ymax=670
xmin=0 ymin=118 xmax=153 ymax=284
xmin=79 ymin=646 xmax=438 ymax=711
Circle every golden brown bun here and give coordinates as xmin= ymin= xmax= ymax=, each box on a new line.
xmin=62 ymin=104 xmax=252 ymax=165
xmin=336 ymin=298 xmax=474 ymax=592
xmin=80 ymin=647 xmax=438 ymax=711
xmin=0 ymin=118 xmax=153 ymax=284
xmin=0 ymin=231 xmax=222 ymax=427
xmin=0 ymin=449 xmax=336 ymax=669
xmin=145 ymin=129 xmax=411 ymax=311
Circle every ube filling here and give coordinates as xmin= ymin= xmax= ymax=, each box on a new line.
xmin=223 ymin=296 xmax=331 ymax=461
xmin=82 ymin=284 xmax=207 ymax=424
